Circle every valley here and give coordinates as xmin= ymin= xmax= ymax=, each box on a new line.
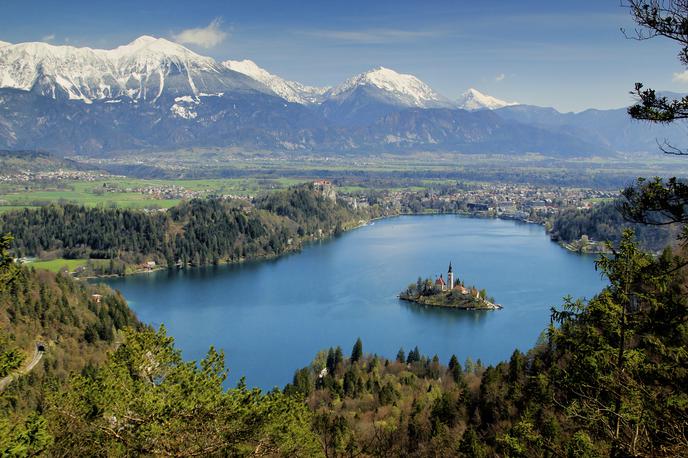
xmin=1 ymin=2 xmax=688 ymax=456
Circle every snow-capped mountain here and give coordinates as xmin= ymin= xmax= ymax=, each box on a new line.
xmin=319 ymin=66 xmax=454 ymax=126
xmin=327 ymin=66 xmax=451 ymax=108
xmin=222 ymin=59 xmax=328 ymax=104
xmin=0 ymin=36 xmax=269 ymax=103
xmin=0 ymin=41 xmax=10 ymax=48
xmin=0 ymin=35 xmax=675 ymax=157
xmin=457 ymin=88 xmax=518 ymax=110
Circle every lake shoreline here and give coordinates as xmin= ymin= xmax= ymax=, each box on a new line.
xmin=398 ymin=294 xmax=503 ymax=311
xmin=78 ymin=211 xmax=555 ymax=281
xmin=103 ymin=213 xmax=607 ymax=390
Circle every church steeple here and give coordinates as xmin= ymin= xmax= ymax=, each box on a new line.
xmin=447 ymin=262 xmax=454 ymax=289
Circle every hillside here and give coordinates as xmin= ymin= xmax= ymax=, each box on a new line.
xmin=0 ymin=150 xmax=92 ymax=174
xmin=549 ymin=200 xmax=677 ymax=252
xmin=0 ymin=184 xmax=367 ymax=274
xmin=0 ymin=244 xmax=319 ymax=456
xmin=0 ymin=266 xmax=139 ymax=409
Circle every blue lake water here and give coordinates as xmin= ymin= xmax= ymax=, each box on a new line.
xmin=103 ymin=215 xmax=607 ymax=390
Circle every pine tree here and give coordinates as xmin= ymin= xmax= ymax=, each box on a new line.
xmin=448 ymin=355 xmax=464 ymax=384
xmin=326 ymin=348 xmax=336 ymax=373
xmin=464 ymin=356 xmax=475 ymax=374
xmin=351 ymin=338 xmax=363 ymax=363
xmin=396 ymin=347 xmax=405 ymax=363
xmin=406 ymin=346 xmax=421 ymax=364
xmin=334 ymin=346 xmax=343 ymax=371
xmin=448 ymin=354 xmax=459 ymax=371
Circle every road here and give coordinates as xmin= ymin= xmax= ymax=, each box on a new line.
xmin=0 ymin=344 xmax=44 ymax=391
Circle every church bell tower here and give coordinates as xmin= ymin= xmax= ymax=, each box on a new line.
xmin=447 ymin=262 xmax=454 ymax=290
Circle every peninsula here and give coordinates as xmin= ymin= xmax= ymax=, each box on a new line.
xmin=399 ymin=262 xmax=502 ymax=310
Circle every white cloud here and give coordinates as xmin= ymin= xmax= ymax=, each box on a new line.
xmin=41 ymin=34 xmax=55 ymax=43
xmin=173 ymin=18 xmax=227 ymax=49
xmin=673 ymin=70 xmax=688 ymax=83
xmin=495 ymin=73 xmax=506 ymax=82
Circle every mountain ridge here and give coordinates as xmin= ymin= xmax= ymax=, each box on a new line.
xmin=0 ymin=35 xmax=682 ymax=157
xmin=0 ymin=36 xmax=272 ymax=103
xmin=222 ymin=59 xmax=329 ymax=104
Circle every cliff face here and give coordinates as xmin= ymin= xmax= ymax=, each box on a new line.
xmin=312 ymin=181 xmax=337 ymax=203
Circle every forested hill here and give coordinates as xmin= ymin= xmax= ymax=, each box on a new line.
xmin=0 ymin=150 xmax=92 ymax=174
xmin=550 ymin=200 xmax=677 ymax=252
xmin=0 ymin=184 xmax=365 ymax=272
xmin=0 ymin=244 xmax=320 ymax=456
xmin=0 ymin=264 xmax=139 ymax=431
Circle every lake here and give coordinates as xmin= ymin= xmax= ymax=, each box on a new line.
xmin=103 ymin=215 xmax=607 ymax=390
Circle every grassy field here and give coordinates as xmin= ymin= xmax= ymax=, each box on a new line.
xmin=28 ymin=258 xmax=109 ymax=273
xmin=0 ymin=180 xmax=178 ymax=209
xmin=0 ymin=177 xmax=310 ymax=212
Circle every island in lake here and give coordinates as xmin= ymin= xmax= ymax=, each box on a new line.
xmin=399 ymin=262 xmax=502 ymax=310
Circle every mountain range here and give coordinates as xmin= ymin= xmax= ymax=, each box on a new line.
xmin=0 ymin=35 xmax=683 ymax=157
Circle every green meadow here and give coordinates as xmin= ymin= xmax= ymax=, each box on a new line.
xmin=0 ymin=177 xmax=309 ymax=212
xmin=28 ymin=258 xmax=110 ymax=273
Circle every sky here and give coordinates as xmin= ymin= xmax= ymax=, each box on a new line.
xmin=0 ymin=0 xmax=686 ymax=112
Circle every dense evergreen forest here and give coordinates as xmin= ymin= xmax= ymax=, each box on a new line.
xmin=549 ymin=200 xmax=676 ymax=251
xmin=0 ymin=235 xmax=320 ymax=456
xmin=0 ymin=232 xmax=141 ymax=453
xmin=0 ymin=184 xmax=365 ymax=272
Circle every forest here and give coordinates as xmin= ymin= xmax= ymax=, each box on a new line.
xmin=0 ymin=184 xmax=365 ymax=273
xmin=549 ymin=200 xmax=676 ymax=252
xmin=0 ymin=226 xmax=322 ymax=455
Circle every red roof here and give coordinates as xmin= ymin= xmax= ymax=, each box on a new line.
xmin=435 ymin=275 xmax=446 ymax=286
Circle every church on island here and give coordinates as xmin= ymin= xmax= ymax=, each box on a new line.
xmin=435 ymin=262 xmax=474 ymax=297
xmin=399 ymin=261 xmax=501 ymax=310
